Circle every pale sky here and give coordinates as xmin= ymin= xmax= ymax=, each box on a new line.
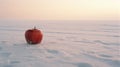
xmin=0 ymin=0 xmax=120 ymax=20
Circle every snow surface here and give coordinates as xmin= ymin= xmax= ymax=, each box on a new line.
xmin=0 ymin=20 xmax=120 ymax=67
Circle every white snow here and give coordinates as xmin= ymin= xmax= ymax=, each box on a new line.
xmin=0 ymin=20 xmax=120 ymax=67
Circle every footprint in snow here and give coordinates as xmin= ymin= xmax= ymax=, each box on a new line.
xmin=99 ymin=54 xmax=113 ymax=58
xmin=74 ymin=62 xmax=93 ymax=67
xmin=47 ymin=49 xmax=59 ymax=54
xmin=1 ymin=64 xmax=13 ymax=67
xmin=10 ymin=61 xmax=20 ymax=64
xmin=0 ymin=52 xmax=11 ymax=57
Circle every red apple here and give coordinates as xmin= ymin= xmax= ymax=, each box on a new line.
xmin=25 ymin=27 xmax=43 ymax=44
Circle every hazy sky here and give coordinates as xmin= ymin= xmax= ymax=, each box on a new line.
xmin=0 ymin=0 xmax=119 ymax=20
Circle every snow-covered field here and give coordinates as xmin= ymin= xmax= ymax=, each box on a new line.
xmin=0 ymin=20 xmax=120 ymax=67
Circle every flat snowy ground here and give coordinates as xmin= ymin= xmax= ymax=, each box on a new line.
xmin=0 ymin=20 xmax=120 ymax=67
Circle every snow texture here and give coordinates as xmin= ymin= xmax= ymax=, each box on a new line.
xmin=0 ymin=20 xmax=120 ymax=67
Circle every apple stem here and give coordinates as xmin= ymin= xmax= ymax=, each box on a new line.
xmin=34 ymin=26 xmax=36 ymax=29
